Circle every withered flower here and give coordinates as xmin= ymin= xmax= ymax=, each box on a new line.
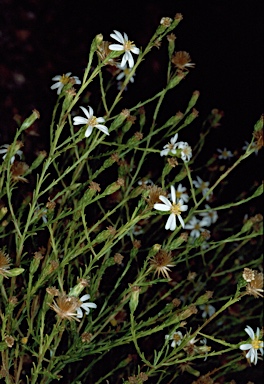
xmin=5 ymin=335 xmax=15 ymax=348
xmin=253 ymin=129 xmax=263 ymax=150
xmin=171 ymin=51 xmax=195 ymax=71
xmin=49 ymin=295 xmax=79 ymax=322
xmin=149 ymin=249 xmax=174 ymax=279
xmin=145 ymin=185 xmax=167 ymax=208
xmin=0 ymin=250 xmax=11 ymax=278
xmin=97 ymin=41 xmax=119 ymax=66
xmin=244 ymin=269 xmax=264 ymax=298
xmin=11 ymin=161 xmax=29 ymax=183
xmin=114 ymin=253 xmax=124 ymax=265
xmin=81 ymin=332 xmax=93 ymax=343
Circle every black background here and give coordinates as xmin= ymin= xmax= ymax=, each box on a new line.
xmin=0 ymin=0 xmax=263 ymax=145
xmin=0 ymin=1 xmax=263 ymax=382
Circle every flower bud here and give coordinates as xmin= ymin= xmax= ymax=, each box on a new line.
xmin=27 ymin=151 xmax=47 ymax=174
xmin=162 ymin=112 xmax=184 ymax=128
xmin=167 ymin=235 xmax=188 ymax=250
xmin=69 ymin=279 xmax=89 ymax=297
xmin=254 ymin=114 xmax=263 ymax=132
xmin=103 ymin=181 xmax=122 ymax=196
xmin=20 ymin=110 xmax=40 ymax=132
xmin=184 ymin=108 xmax=199 ymax=125
xmin=129 ymin=286 xmax=140 ymax=314
xmin=185 ymin=91 xmax=200 ymax=114
xmin=167 ymin=72 xmax=186 ymax=89
xmin=5 ymin=268 xmax=24 ymax=277
xmin=0 ymin=207 xmax=8 ymax=220
xmin=108 ymin=110 xmax=129 ymax=132
xmin=91 ymin=229 xmax=111 ymax=245
xmin=195 ymin=291 xmax=214 ymax=305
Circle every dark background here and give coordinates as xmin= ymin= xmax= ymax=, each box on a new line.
xmin=0 ymin=0 xmax=263 ymax=145
xmin=0 ymin=1 xmax=263 ymax=382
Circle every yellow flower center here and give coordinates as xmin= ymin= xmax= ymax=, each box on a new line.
xmin=182 ymin=146 xmax=191 ymax=155
xmin=173 ymin=334 xmax=181 ymax=342
xmin=88 ymin=116 xmax=98 ymax=127
xmin=171 ymin=203 xmax=181 ymax=216
xmin=60 ymin=74 xmax=71 ymax=85
xmin=200 ymin=181 xmax=208 ymax=190
xmin=124 ymin=40 xmax=135 ymax=51
xmin=252 ymin=338 xmax=262 ymax=349
xmin=123 ymin=68 xmax=130 ymax=75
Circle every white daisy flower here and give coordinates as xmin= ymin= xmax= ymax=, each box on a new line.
xmin=0 ymin=144 xmax=23 ymax=164
xmin=217 ymin=147 xmax=234 ymax=159
xmin=193 ymin=176 xmax=212 ymax=201
xmin=50 ymin=72 xmax=81 ymax=95
xmin=177 ymin=141 xmax=192 ymax=162
xmin=154 ymin=185 xmax=188 ymax=230
xmin=199 ymin=204 xmax=218 ymax=225
xmin=76 ymin=294 xmax=97 ymax=318
xmin=73 ymin=106 xmax=109 ymax=137
xmin=175 ymin=183 xmax=189 ymax=203
xmin=165 ymin=331 xmax=183 ymax=348
xmin=185 ymin=216 xmax=211 ymax=239
xmin=138 ymin=179 xmax=154 ymax=187
xmin=199 ymin=304 xmax=215 ymax=318
xmin=116 ymin=63 xmax=135 ymax=83
xmin=160 ymin=133 xmax=179 ymax=157
xmin=109 ymin=30 xmax=140 ymax=68
xmin=239 ymin=325 xmax=264 ymax=365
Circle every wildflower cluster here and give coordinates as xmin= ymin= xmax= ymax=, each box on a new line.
xmin=0 ymin=13 xmax=262 ymax=384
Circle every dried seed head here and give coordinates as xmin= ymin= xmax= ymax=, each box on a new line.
xmin=167 ymin=33 xmax=176 ymax=42
xmin=114 ymin=253 xmax=124 ymax=265
xmin=133 ymin=240 xmax=141 ymax=249
xmin=172 ymin=298 xmax=181 ymax=307
xmin=46 ymin=287 xmax=60 ymax=297
xmin=46 ymin=198 xmax=56 ymax=211
xmin=0 ymin=250 xmax=11 ymax=278
xmin=121 ymin=109 xmax=130 ymax=118
xmin=81 ymin=332 xmax=93 ymax=343
xmin=167 ymin=158 xmax=178 ymax=167
xmin=107 ymin=226 xmax=117 ymax=236
xmin=160 ymin=17 xmax=173 ymax=27
xmin=111 ymin=152 xmax=119 ymax=163
xmin=89 ymin=181 xmax=101 ymax=192
xmin=187 ymin=271 xmax=197 ymax=281
xmin=5 ymin=335 xmax=15 ymax=348
xmin=134 ymin=132 xmax=143 ymax=141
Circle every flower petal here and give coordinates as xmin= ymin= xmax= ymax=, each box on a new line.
xmin=80 ymin=294 xmax=90 ymax=302
xmin=110 ymin=30 xmax=125 ymax=44
xmin=170 ymin=185 xmax=176 ymax=204
xmin=154 ymin=203 xmax=170 ymax=212
xmin=85 ymin=126 xmax=93 ymax=137
xmin=73 ymin=116 xmax=88 ymax=125
xmin=131 ymin=47 xmax=140 ymax=55
xmin=158 ymin=195 xmax=171 ymax=207
xmin=178 ymin=214 xmax=185 ymax=228
xmin=165 ymin=213 xmax=176 ymax=230
xmin=95 ymin=125 xmax=109 ymax=135
xmin=109 ymin=44 xmax=124 ymax=51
